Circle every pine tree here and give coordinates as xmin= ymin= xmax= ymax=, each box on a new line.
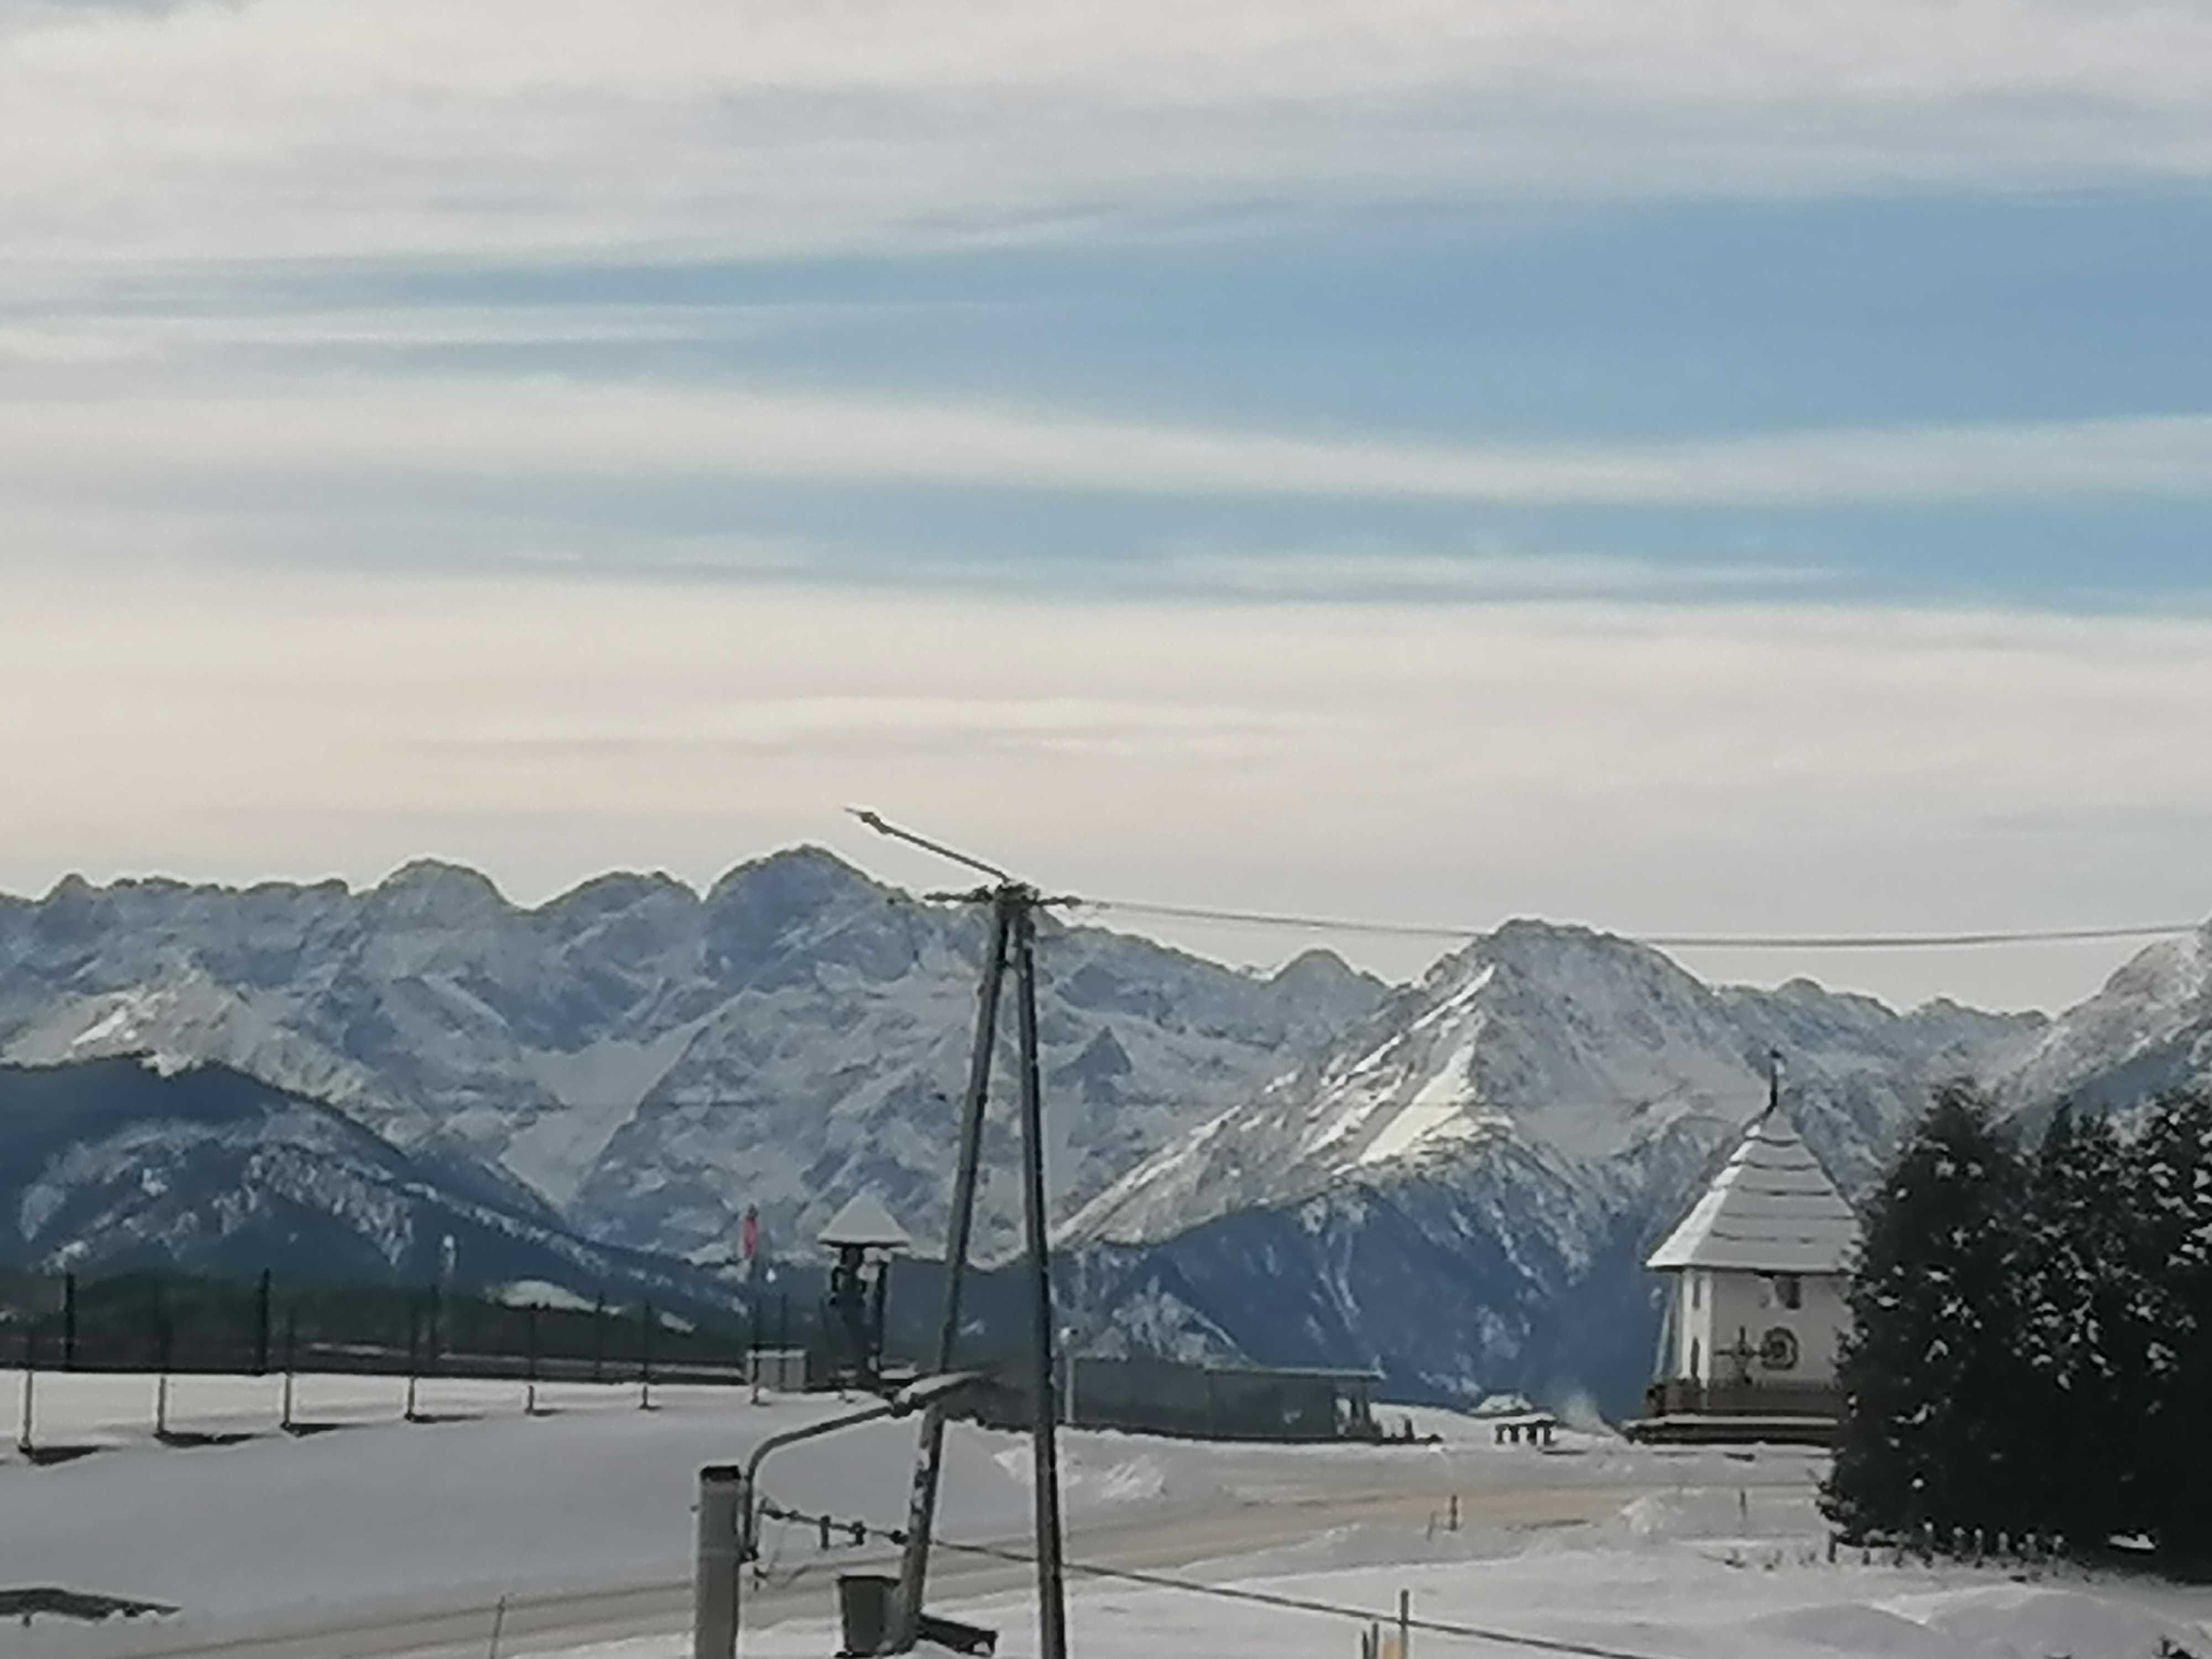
xmin=1824 ymin=1083 xmax=2027 ymax=1546
xmin=2131 ymin=1089 xmax=2212 ymax=1568
xmin=2018 ymin=1105 xmax=2148 ymax=1551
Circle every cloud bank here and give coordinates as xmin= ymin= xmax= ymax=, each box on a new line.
xmin=9 ymin=0 xmax=2212 ymax=273
xmin=4 ymin=565 xmax=2207 ymax=1014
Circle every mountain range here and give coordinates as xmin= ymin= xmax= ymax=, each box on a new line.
xmin=1055 ymin=922 xmax=2042 ymax=1409
xmin=4 ymin=849 xmax=2205 ymax=1413
xmin=0 ymin=849 xmax=1381 ymax=1265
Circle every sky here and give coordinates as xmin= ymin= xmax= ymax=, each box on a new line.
xmin=5 ymin=0 xmax=2212 ymax=1014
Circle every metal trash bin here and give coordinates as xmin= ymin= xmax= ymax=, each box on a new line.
xmin=836 ymin=1573 xmax=898 ymax=1656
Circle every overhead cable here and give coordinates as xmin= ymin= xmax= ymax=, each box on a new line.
xmin=1077 ymin=899 xmax=2202 ymax=953
xmin=753 ymin=1498 xmax=1672 ymax=1659
xmin=843 ymin=804 xmax=2201 ymax=952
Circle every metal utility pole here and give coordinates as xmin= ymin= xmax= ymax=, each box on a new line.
xmin=1012 ymin=898 xmax=1070 ymax=1659
xmin=854 ymin=809 xmax=1070 ymax=1659
xmin=889 ymin=885 xmax=1011 ymax=1650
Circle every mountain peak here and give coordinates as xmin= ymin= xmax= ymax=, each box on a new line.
xmin=1269 ymin=946 xmax=1361 ymax=985
xmin=540 ymin=869 xmax=696 ymax=920
xmin=1996 ymin=920 xmax=2212 ymax=1112
xmin=705 ymin=844 xmax=881 ymax=907
xmin=372 ymin=859 xmax=507 ymax=917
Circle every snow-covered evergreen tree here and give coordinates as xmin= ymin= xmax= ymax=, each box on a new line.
xmin=2131 ymin=1088 xmax=2212 ymax=1566
xmin=2018 ymin=1105 xmax=2147 ymax=1550
xmin=1823 ymin=1083 xmax=2027 ymax=1545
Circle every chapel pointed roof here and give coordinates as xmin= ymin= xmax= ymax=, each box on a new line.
xmin=820 ymin=1191 xmax=912 ymax=1251
xmin=1645 ymin=1103 xmax=1859 ymax=1274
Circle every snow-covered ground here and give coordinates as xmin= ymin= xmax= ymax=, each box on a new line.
xmin=3 ymin=1380 xmax=2207 ymax=1659
xmin=622 ymin=1480 xmax=2212 ymax=1659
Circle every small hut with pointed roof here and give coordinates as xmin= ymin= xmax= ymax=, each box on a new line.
xmin=1629 ymin=1062 xmax=1860 ymax=1444
xmin=821 ymin=1192 xmax=911 ymax=1391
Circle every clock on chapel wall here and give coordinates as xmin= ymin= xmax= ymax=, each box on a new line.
xmin=1759 ymin=1327 xmax=1799 ymax=1371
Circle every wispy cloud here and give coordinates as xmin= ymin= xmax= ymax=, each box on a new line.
xmin=1150 ymin=551 xmax=1833 ymax=600
xmin=8 ymin=373 xmax=2212 ymax=508
xmin=8 ymin=0 xmax=2212 ymax=275
xmin=4 ymin=563 xmax=2210 ymax=1011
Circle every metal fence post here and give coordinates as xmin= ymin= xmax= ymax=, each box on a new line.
xmin=694 ymin=1464 xmax=745 ymax=1659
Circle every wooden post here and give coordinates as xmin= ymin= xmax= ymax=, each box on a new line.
xmin=744 ymin=1296 xmax=758 ymax=1404
xmin=525 ymin=1303 xmax=541 ymax=1416
xmin=640 ymin=1302 xmax=655 ymax=1411
xmin=281 ymin=1305 xmax=298 ymax=1432
xmin=155 ymin=1308 xmax=173 ymax=1439
xmin=1398 ymin=1588 xmax=1411 ymax=1658
xmin=18 ymin=1326 xmax=36 ymax=1458
xmin=254 ymin=1269 xmax=273 ymax=1376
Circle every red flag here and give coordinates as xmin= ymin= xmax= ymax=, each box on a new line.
xmin=741 ymin=1206 xmax=759 ymax=1262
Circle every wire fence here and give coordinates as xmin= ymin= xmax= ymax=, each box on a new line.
xmin=0 ymin=1264 xmax=823 ymax=1386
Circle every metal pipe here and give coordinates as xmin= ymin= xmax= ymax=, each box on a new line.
xmin=693 ymin=1465 xmax=744 ymax=1659
xmin=1013 ymin=900 xmax=1070 ymax=1659
xmin=701 ymin=1374 xmax=982 ymax=1659
xmin=890 ymin=891 xmax=1012 ymax=1647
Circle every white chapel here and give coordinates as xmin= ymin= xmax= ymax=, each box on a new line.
xmin=1631 ymin=1060 xmax=1860 ymax=1443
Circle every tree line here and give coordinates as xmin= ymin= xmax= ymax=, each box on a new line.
xmin=1823 ymin=1083 xmax=2212 ymax=1569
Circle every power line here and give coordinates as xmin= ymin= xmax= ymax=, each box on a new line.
xmin=1077 ymin=898 xmax=2203 ymax=953
xmin=933 ymin=1536 xmax=1672 ymax=1659
xmin=753 ymin=1498 xmax=1671 ymax=1659
xmin=846 ymin=802 xmax=2202 ymax=953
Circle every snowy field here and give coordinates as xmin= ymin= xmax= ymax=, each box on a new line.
xmin=646 ymin=1482 xmax=2212 ymax=1659
xmin=710 ymin=1525 xmax=2212 ymax=1659
xmin=1 ymin=1376 xmax=2206 ymax=1659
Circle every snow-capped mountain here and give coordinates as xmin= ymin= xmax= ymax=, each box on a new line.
xmin=1058 ymin=921 xmax=2042 ymax=1410
xmin=20 ymin=842 xmax=2188 ymax=1416
xmin=0 ymin=1056 xmax=733 ymax=1308
xmin=1994 ymin=921 xmax=2212 ymax=1119
xmin=0 ymin=850 xmax=1384 ymax=1259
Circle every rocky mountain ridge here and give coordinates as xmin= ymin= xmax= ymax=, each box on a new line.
xmin=0 ymin=849 xmax=1385 ymax=1261
xmin=1992 ymin=922 xmax=2212 ymax=1119
xmin=9 ymin=845 xmax=2203 ymax=1413
xmin=0 ymin=1056 xmax=734 ymax=1308
xmin=1057 ymin=920 xmax=2047 ymax=1409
